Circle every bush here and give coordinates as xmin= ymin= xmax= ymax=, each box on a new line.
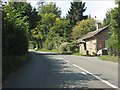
xmin=59 ymin=42 xmax=70 ymax=52
xmin=48 ymin=42 xmax=53 ymax=50
xmin=2 ymin=54 xmax=29 ymax=81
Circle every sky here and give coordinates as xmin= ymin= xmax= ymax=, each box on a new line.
xmin=26 ymin=0 xmax=117 ymax=21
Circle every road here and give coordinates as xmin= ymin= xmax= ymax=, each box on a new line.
xmin=2 ymin=50 xmax=119 ymax=89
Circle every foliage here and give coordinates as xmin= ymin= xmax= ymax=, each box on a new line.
xmin=71 ymin=18 xmax=96 ymax=39
xmin=59 ymin=42 xmax=70 ymax=52
xmin=99 ymin=55 xmax=118 ymax=63
xmin=103 ymin=2 xmax=120 ymax=56
xmin=66 ymin=1 xmax=88 ymax=27
xmin=3 ymin=54 xmax=29 ymax=81
xmin=50 ymin=18 xmax=70 ymax=38
xmin=39 ymin=2 xmax=61 ymax=17
xmin=103 ymin=10 xmax=111 ymax=26
xmin=32 ymin=2 xmax=71 ymax=50
xmin=2 ymin=2 xmax=33 ymax=81
xmin=8 ymin=2 xmax=40 ymax=41
xmin=2 ymin=4 xmax=29 ymax=55
xmin=116 ymin=2 xmax=120 ymax=55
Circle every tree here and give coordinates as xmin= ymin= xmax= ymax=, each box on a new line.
xmin=31 ymin=27 xmax=43 ymax=49
xmin=103 ymin=3 xmax=120 ymax=56
xmin=71 ymin=18 xmax=96 ymax=39
xmin=2 ymin=3 xmax=29 ymax=55
xmin=50 ymin=18 xmax=70 ymax=38
xmin=103 ymin=10 xmax=111 ymax=26
xmin=9 ymin=2 xmax=40 ymax=42
xmin=39 ymin=2 xmax=61 ymax=17
xmin=31 ymin=2 xmax=61 ymax=49
xmin=115 ymin=1 xmax=120 ymax=55
xmin=66 ymin=1 xmax=88 ymax=27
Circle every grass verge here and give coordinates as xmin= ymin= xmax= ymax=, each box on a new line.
xmin=2 ymin=53 xmax=30 ymax=82
xmin=72 ymin=52 xmax=85 ymax=56
xmin=99 ymin=55 xmax=118 ymax=63
xmin=38 ymin=49 xmax=59 ymax=53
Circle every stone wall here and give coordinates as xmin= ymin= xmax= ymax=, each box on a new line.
xmin=96 ymin=28 xmax=109 ymax=51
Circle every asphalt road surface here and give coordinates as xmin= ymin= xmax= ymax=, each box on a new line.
xmin=2 ymin=50 xmax=119 ymax=89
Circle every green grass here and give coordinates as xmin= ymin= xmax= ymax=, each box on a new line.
xmin=38 ymin=49 xmax=59 ymax=53
xmin=99 ymin=55 xmax=118 ymax=63
xmin=72 ymin=52 xmax=85 ymax=56
xmin=2 ymin=53 xmax=30 ymax=82
xmin=71 ymin=52 xmax=96 ymax=57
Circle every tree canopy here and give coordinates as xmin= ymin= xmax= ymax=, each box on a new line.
xmin=71 ymin=18 xmax=96 ymax=39
xmin=103 ymin=2 xmax=120 ymax=56
xmin=66 ymin=1 xmax=88 ymax=27
xmin=2 ymin=3 xmax=29 ymax=55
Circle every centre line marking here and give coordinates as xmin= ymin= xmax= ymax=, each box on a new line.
xmin=73 ymin=64 xmax=119 ymax=89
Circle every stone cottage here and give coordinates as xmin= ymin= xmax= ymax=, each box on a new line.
xmin=77 ymin=25 xmax=109 ymax=55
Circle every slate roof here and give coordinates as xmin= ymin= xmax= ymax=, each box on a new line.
xmin=77 ymin=25 xmax=109 ymax=43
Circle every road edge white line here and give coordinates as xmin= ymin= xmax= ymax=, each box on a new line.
xmin=73 ymin=64 xmax=119 ymax=89
xmin=58 ymin=57 xmax=119 ymax=89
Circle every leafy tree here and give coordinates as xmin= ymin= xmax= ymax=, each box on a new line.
xmin=39 ymin=2 xmax=61 ymax=17
xmin=66 ymin=1 xmax=88 ymax=27
xmin=2 ymin=3 xmax=29 ymax=55
xmin=115 ymin=1 xmax=120 ymax=55
xmin=103 ymin=10 xmax=111 ymax=26
xmin=31 ymin=27 xmax=43 ymax=49
xmin=103 ymin=3 xmax=120 ymax=56
xmin=71 ymin=18 xmax=96 ymax=39
xmin=50 ymin=18 xmax=70 ymax=38
xmin=9 ymin=2 xmax=40 ymax=41
xmin=31 ymin=2 xmax=62 ymax=49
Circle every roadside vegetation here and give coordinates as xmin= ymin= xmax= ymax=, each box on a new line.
xmin=2 ymin=54 xmax=29 ymax=81
xmin=2 ymin=1 xmax=38 ymax=81
xmin=99 ymin=55 xmax=118 ymax=63
xmin=103 ymin=1 xmax=120 ymax=57
xmin=38 ymin=49 xmax=59 ymax=53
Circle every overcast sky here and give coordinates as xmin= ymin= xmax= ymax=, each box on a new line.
xmin=27 ymin=0 xmax=117 ymax=21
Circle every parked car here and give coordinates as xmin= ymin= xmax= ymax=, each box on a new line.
xmin=97 ymin=48 xmax=108 ymax=56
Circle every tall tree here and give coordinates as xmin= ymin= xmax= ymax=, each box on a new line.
xmin=2 ymin=3 xmax=29 ymax=55
xmin=115 ymin=1 xmax=120 ymax=55
xmin=50 ymin=18 xmax=70 ymax=38
xmin=71 ymin=18 xmax=96 ymax=39
xmin=103 ymin=3 xmax=120 ymax=56
xmin=9 ymin=2 xmax=40 ymax=41
xmin=66 ymin=1 xmax=88 ymax=27
xmin=31 ymin=2 xmax=61 ymax=49
xmin=9 ymin=2 xmax=39 ymax=29
xmin=39 ymin=2 xmax=61 ymax=17
xmin=103 ymin=10 xmax=111 ymax=26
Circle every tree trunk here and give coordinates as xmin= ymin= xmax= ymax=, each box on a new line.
xmin=39 ymin=39 xmax=43 ymax=49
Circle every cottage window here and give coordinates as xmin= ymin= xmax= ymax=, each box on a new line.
xmin=90 ymin=41 xmax=92 ymax=48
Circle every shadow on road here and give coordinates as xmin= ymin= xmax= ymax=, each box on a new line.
xmin=29 ymin=51 xmax=112 ymax=89
xmin=2 ymin=51 xmax=113 ymax=89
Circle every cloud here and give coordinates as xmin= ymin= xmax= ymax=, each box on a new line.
xmin=84 ymin=1 xmax=117 ymax=21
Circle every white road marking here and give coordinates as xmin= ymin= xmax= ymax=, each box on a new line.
xmin=81 ymin=72 xmax=87 ymax=75
xmin=66 ymin=63 xmax=70 ymax=66
xmin=57 ymin=57 xmax=119 ymax=89
xmin=64 ymin=60 xmax=71 ymax=64
xmin=58 ymin=57 xmax=64 ymax=60
xmin=73 ymin=64 xmax=120 ymax=89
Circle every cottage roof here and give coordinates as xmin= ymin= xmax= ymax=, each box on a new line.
xmin=82 ymin=25 xmax=109 ymax=40
xmin=77 ymin=25 xmax=109 ymax=43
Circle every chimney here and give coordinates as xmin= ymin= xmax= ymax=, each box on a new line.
xmin=95 ymin=21 xmax=102 ymax=30
xmin=94 ymin=16 xmax=102 ymax=30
